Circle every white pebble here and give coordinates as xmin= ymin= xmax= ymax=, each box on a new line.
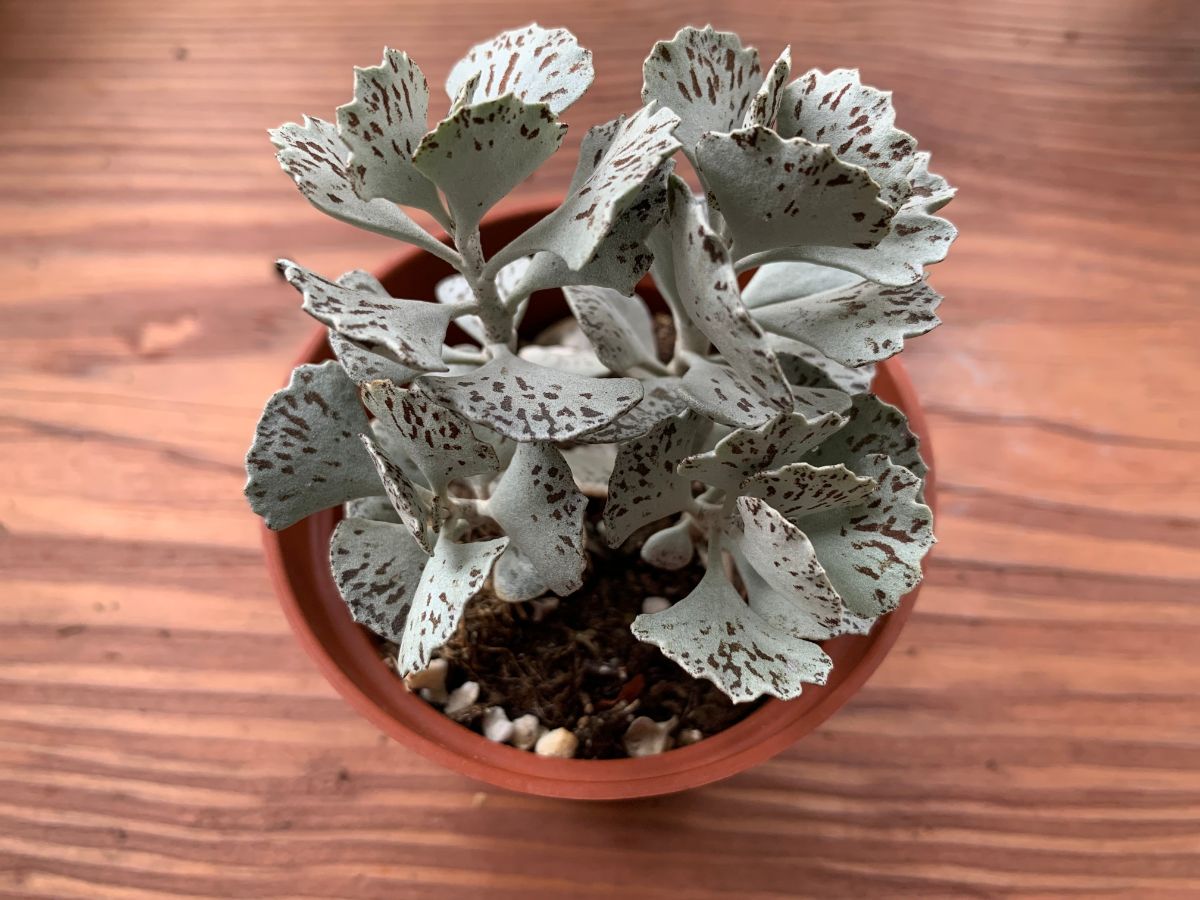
xmin=511 ymin=714 xmax=541 ymax=750
xmin=623 ymin=715 xmax=678 ymax=757
xmin=444 ymin=680 xmax=480 ymax=715
xmin=404 ymin=658 xmax=449 ymax=705
xmin=482 ymin=706 xmax=514 ymax=743
xmin=677 ymin=728 xmax=703 ymax=747
xmin=641 ymin=595 xmax=671 ymax=615
xmin=534 ymin=727 xmax=578 ymax=758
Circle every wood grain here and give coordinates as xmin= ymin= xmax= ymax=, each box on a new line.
xmin=2 ymin=0 xmax=1199 ymax=896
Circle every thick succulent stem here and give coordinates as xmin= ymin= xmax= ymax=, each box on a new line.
xmin=458 ymin=227 xmax=515 ymax=347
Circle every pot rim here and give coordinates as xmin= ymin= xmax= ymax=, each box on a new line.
xmin=261 ymin=202 xmax=936 ymax=800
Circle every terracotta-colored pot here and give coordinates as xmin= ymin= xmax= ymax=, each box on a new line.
xmin=262 ymin=202 xmax=936 ymax=800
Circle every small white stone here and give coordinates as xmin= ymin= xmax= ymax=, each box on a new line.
xmin=677 ymin=728 xmax=703 ymax=747
xmin=482 ymin=706 xmax=514 ymax=743
xmin=511 ymin=714 xmax=540 ymax=750
xmin=444 ymin=680 xmax=480 ymax=715
xmin=534 ymin=727 xmax=578 ymax=758
xmin=641 ymin=595 xmax=671 ymax=615
xmin=623 ymin=715 xmax=678 ymax=757
xmin=404 ymin=658 xmax=449 ymax=705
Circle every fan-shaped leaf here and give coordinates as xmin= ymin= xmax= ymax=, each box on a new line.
xmin=414 ymin=350 xmax=643 ymax=442
xmin=245 ymin=362 xmax=379 ymax=530
xmin=492 ymin=545 xmax=550 ymax=602
xmin=744 ymin=46 xmax=790 ymax=128
xmin=360 ymin=380 xmax=499 ymax=491
xmin=446 ymin=25 xmax=594 ymax=115
xmin=497 ymin=105 xmax=680 ymax=275
xmin=517 ymin=344 xmax=609 ymax=376
xmin=632 ymin=566 xmax=831 ymax=702
xmin=604 ymin=410 xmax=708 ymax=546
xmin=726 ymin=496 xmax=844 ymax=634
xmin=742 ymin=462 xmax=876 ymax=523
xmin=335 ymin=48 xmax=442 ymax=214
xmin=667 ymin=177 xmax=793 ymax=414
xmin=806 ymin=393 xmax=926 ymax=481
xmin=768 ymin=335 xmax=876 ymax=394
xmin=677 ymin=410 xmax=845 ymax=492
xmin=344 ymin=495 xmax=401 ymax=524
xmin=752 ymin=277 xmax=943 ymax=367
xmin=488 ymin=442 xmax=587 ymax=596
xmin=330 ymin=517 xmax=428 ymax=642
xmin=562 ymin=285 xmax=659 ymax=373
xmin=743 ymin=260 xmax=860 ymax=309
xmin=279 ymin=260 xmax=452 ymax=373
xmin=796 ymin=454 xmax=933 ymax=617
xmin=328 ymin=331 xmax=419 ymax=386
xmin=572 ymin=378 xmax=688 ymax=444
xmin=640 ymin=517 xmax=694 ymax=570
xmin=395 ymin=534 xmax=509 ymax=674
xmin=359 ymin=433 xmax=439 ymax=554
xmin=696 ymin=127 xmax=892 ymax=261
xmin=680 ymin=357 xmax=779 ymax=428
xmin=269 ymin=118 xmax=451 ymax=260
xmin=414 ymin=96 xmax=565 ymax=235
xmin=777 ymin=68 xmax=917 ymax=209
xmin=642 ymin=26 xmax=762 ymax=158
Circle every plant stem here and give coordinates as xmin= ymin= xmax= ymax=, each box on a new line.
xmin=458 ymin=227 xmax=515 ymax=346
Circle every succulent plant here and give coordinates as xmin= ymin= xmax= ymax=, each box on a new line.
xmin=245 ymin=24 xmax=954 ymax=705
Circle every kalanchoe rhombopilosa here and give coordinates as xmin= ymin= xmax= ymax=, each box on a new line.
xmin=245 ymin=24 xmax=953 ymax=703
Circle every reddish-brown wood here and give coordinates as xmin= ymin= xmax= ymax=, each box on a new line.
xmin=1 ymin=0 xmax=1198 ymax=895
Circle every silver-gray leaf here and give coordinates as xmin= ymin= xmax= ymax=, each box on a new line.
xmin=328 ymin=331 xmax=419 ymax=386
xmin=741 ymin=462 xmax=877 ymax=523
xmin=414 ymin=96 xmax=566 ymax=235
xmin=743 ymin=46 xmax=790 ymax=128
xmin=632 ymin=565 xmax=832 ymax=703
xmin=680 ymin=357 xmax=779 ymax=428
xmin=776 ymin=68 xmax=918 ymax=210
xmin=414 ymin=350 xmax=643 ymax=442
xmin=279 ymin=260 xmax=452 ymax=373
xmin=330 ymin=517 xmax=427 ymax=642
xmin=395 ymin=533 xmax=509 ymax=675
xmin=696 ymin=127 xmax=893 ymax=261
xmin=562 ymin=285 xmax=659 ymax=373
xmin=642 ymin=26 xmax=762 ymax=159
xmin=743 ymin=260 xmax=860 ymax=309
xmin=797 ymin=454 xmax=934 ymax=617
xmin=268 ymin=117 xmax=451 ymax=259
xmin=678 ymin=410 xmax=846 ymax=492
xmin=344 ymin=495 xmax=401 ymax=524
xmin=446 ymin=25 xmax=594 ymax=115
xmin=806 ymin=393 xmax=926 ymax=482
xmin=489 ymin=442 xmax=587 ymax=596
xmin=335 ymin=48 xmax=442 ymax=214
xmin=245 ymin=361 xmax=380 ymax=530
xmin=492 ymin=545 xmax=550 ymax=602
xmin=359 ymin=433 xmax=439 ymax=554
xmin=571 ymin=377 xmax=688 ymax=444
xmin=667 ymin=177 xmax=793 ymax=414
xmin=604 ymin=410 xmax=708 ymax=547
xmin=361 ymin=380 xmax=499 ymax=491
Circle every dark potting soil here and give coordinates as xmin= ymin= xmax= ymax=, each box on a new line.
xmin=372 ymin=514 xmax=764 ymax=759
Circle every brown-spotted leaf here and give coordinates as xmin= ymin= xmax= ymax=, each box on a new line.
xmin=492 ymin=545 xmax=550 ymax=602
xmin=806 ymin=393 xmax=926 ymax=482
xmin=677 ymin=410 xmax=846 ymax=492
xmin=562 ymin=285 xmax=659 ymax=374
xmin=268 ymin=117 xmax=450 ymax=259
xmin=668 ymin=177 xmax=793 ymax=414
xmin=395 ymin=533 xmax=509 ymax=675
xmin=796 ymin=454 xmax=934 ymax=617
xmin=361 ymin=380 xmax=499 ymax=491
xmin=414 ymin=350 xmax=643 ymax=442
xmin=742 ymin=462 xmax=877 ymax=523
xmin=572 ymin=377 xmax=688 ymax=444
xmin=642 ymin=26 xmax=762 ymax=159
xmin=743 ymin=260 xmax=860 ymax=309
xmin=244 ymin=362 xmax=380 ymax=530
xmin=359 ymin=433 xmax=440 ymax=554
xmin=413 ymin=96 xmax=565 ymax=235
xmin=488 ymin=442 xmax=587 ymax=596
xmin=496 ymin=105 xmax=681 ymax=275
xmin=777 ymin=68 xmax=917 ymax=209
xmin=603 ymin=410 xmax=708 ymax=547
xmin=751 ymin=277 xmax=943 ymax=367
xmin=743 ymin=46 xmax=790 ymax=128
xmin=696 ymin=127 xmax=893 ymax=261
xmin=631 ymin=565 xmax=832 ymax=703
xmin=328 ymin=331 xmax=419 ymax=386
xmin=768 ymin=334 xmax=876 ymax=394
xmin=680 ymin=357 xmax=778 ymax=428
xmin=446 ymin=25 xmax=594 ymax=115
xmin=726 ymin=496 xmax=845 ymax=636
xmin=280 ymin=260 xmax=452 ymax=373
xmin=335 ymin=48 xmax=442 ymax=214
xmin=330 ymin=517 xmax=428 ymax=642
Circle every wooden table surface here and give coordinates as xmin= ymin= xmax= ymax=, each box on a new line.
xmin=2 ymin=0 xmax=1199 ymax=896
